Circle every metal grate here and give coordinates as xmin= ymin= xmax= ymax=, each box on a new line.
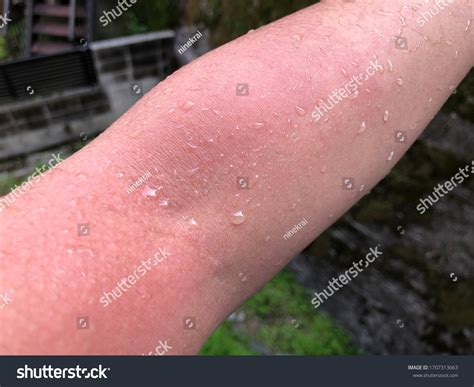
xmin=0 ymin=48 xmax=97 ymax=102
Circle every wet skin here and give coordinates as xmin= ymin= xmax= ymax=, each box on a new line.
xmin=0 ymin=0 xmax=472 ymax=354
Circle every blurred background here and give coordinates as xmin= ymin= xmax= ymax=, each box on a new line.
xmin=0 ymin=0 xmax=472 ymax=355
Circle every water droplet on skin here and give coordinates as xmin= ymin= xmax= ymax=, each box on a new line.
xmin=182 ymin=101 xmax=195 ymax=111
xmin=78 ymin=249 xmax=94 ymax=259
xmin=465 ymin=19 xmax=471 ymax=32
xmin=249 ymin=174 xmax=259 ymax=188
xmin=253 ymin=122 xmax=266 ymax=129
xmin=359 ymin=184 xmax=365 ymax=192
xmin=387 ymin=59 xmax=394 ymax=72
xmin=320 ymin=165 xmax=327 ymax=173
xmin=341 ymin=68 xmax=348 ymax=78
xmin=454 ymin=47 xmax=460 ymax=58
xmin=159 ymin=198 xmax=169 ymax=207
xmin=396 ymin=78 xmax=404 ymax=86
xmin=398 ymin=14 xmax=407 ymax=26
xmin=182 ymin=216 xmax=198 ymax=225
xmin=295 ymin=106 xmax=306 ymax=116
xmin=348 ymin=90 xmax=359 ymax=99
xmin=291 ymin=33 xmax=302 ymax=48
xmin=247 ymin=29 xmax=255 ymax=34
xmin=239 ymin=272 xmax=247 ymax=282
xmin=446 ymin=40 xmax=454 ymax=46
xmin=387 ymin=151 xmax=394 ymax=161
xmin=383 ymin=110 xmax=390 ymax=122
xmin=358 ymin=121 xmax=366 ymax=134
xmin=264 ymin=235 xmax=271 ymax=242
xmin=142 ymin=185 xmax=158 ymax=197
xmin=230 ymin=211 xmax=246 ymax=225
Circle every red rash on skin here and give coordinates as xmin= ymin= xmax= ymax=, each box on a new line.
xmin=0 ymin=1 xmax=472 ymax=354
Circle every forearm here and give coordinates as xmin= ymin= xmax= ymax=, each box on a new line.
xmin=0 ymin=0 xmax=472 ymax=354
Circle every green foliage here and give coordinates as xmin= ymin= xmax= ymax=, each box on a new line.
xmin=125 ymin=1 xmax=180 ymax=35
xmin=245 ymin=270 xmax=311 ymax=319
xmin=187 ymin=0 xmax=319 ymax=47
xmin=125 ymin=12 xmax=149 ymax=35
xmin=0 ymin=160 xmax=54 ymax=196
xmin=0 ymin=36 xmax=7 ymax=61
xmin=200 ymin=322 xmax=258 ymax=355
xmin=0 ymin=174 xmax=21 ymax=196
xmin=258 ymin=317 xmax=359 ymax=355
xmin=201 ymin=269 xmax=360 ymax=355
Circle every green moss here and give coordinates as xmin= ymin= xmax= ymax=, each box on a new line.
xmin=0 ymin=160 xmax=55 ymax=196
xmin=257 ymin=315 xmax=360 ymax=355
xmin=201 ymin=269 xmax=360 ymax=355
xmin=200 ymin=321 xmax=258 ymax=355
xmin=245 ymin=270 xmax=312 ymax=318
xmin=0 ymin=174 xmax=21 ymax=196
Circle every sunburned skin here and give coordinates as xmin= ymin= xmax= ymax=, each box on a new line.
xmin=0 ymin=0 xmax=472 ymax=354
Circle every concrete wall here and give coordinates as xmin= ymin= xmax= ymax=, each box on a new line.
xmin=0 ymin=30 xmax=177 ymax=177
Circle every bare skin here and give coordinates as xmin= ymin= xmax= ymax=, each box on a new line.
xmin=0 ymin=0 xmax=472 ymax=354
